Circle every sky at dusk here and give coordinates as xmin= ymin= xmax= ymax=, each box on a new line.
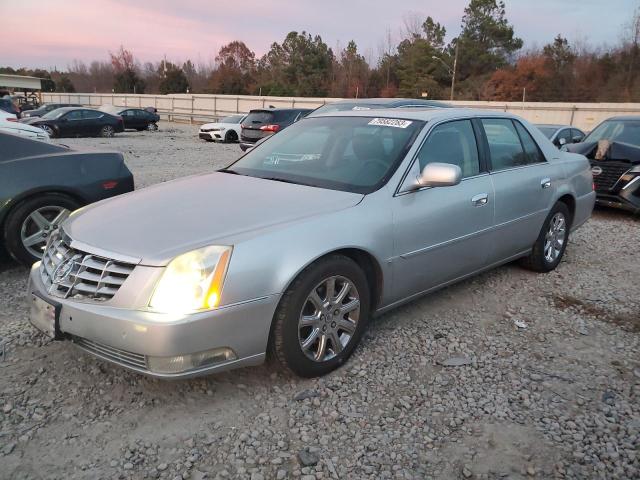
xmin=2 ymin=0 xmax=637 ymax=70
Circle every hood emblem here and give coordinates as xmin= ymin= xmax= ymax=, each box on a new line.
xmin=591 ymin=166 xmax=603 ymax=176
xmin=52 ymin=256 xmax=79 ymax=284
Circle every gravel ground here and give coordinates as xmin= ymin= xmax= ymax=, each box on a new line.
xmin=1 ymin=122 xmax=639 ymax=480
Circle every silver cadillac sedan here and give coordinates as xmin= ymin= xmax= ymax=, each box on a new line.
xmin=28 ymin=108 xmax=595 ymax=378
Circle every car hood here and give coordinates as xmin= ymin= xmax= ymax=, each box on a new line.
xmin=20 ymin=116 xmax=46 ymax=124
xmin=566 ymin=140 xmax=640 ymax=164
xmin=64 ymin=172 xmax=363 ymax=266
xmin=200 ymin=122 xmax=225 ymax=129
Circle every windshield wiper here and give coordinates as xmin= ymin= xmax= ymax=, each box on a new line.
xmin=218 ymin=168 xmax=243 ymax=175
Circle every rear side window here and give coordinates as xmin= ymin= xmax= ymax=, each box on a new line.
xmin=273 ymin=110 xmax=300 ymax=123
xmin=481 ymin=118 xmax=528 ymax=171
xmin=82 ymin=110 xmax=102 ymax=119
xmin=514 ymin=122 xmax=545 ymax=164
xmin=244 ymin=111 xmax=274 ymax=125
xmin=417 ymin=120 xmax=480 ymax=178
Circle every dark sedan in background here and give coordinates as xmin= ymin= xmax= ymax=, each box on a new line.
xmin=0 ymin=133 xmax=134 ymax=265
xmin=536 ymin=124 xmax=585 ymax=148
xmin=565 ymin=116 xmax=640 ymax=214
xmin=20 ymin=103 xmax=82 ymax=119
xmin=20 ymin=107 xmax=125 ymax=138
xmin=240 ymin=108 xmax=312 ymax=151
xmin=100 ymin=106 xmax=160 ymax=131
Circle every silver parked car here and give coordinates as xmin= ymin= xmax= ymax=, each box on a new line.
xmin=28 ymin=108 xmax=595 ymax=378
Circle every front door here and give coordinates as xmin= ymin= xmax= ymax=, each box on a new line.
xmin=391 ymin=119 xmax=495 ymax=303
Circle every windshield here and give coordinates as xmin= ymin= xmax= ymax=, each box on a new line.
xmin=312 ymin=103 xmax=386 ymax=115
xmin=227 ymin=116 xmax=424 ymax=194
xmin=42 ymin=108 xmax=68 ymax=120
xmin=536 ymin=126 xmax=557 ymax=139
xmin=221 ymin=115 xmax=244 ymax=123
xmin=584 ymin=120 xmax=640 ymax=145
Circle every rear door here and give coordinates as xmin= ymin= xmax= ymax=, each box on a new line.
xmin=480 ymin=118 xmax=561 ymax=263
xmin=120 ymin=109 xmax=135 ymax=129
xmin=81 ymin=110 xmax=105 ymax=135
xmin=391 ymin=119 xmax=495 ymax=302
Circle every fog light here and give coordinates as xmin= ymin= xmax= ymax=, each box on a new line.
xmin=147 ymin=347 xmax=237 ymax=374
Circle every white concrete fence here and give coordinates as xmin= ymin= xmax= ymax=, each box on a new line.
xmin=41 ymin=92 xmax=640 ymax=132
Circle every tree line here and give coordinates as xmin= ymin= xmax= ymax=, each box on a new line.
xmin=3 ymin=0 xmax=639 ymax=102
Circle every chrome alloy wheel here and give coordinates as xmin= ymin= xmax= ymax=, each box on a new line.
xmin=298 ymin=275 xmax=360 ymax=362
xmin=20 ymin=206 xmax=70 ymax=258
xmin=40 ymin=125 xmax=54 ymax=136
xmin=544 ymin=212 xmax=566 ymax=263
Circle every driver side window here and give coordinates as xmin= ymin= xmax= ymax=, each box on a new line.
xmin=416 ymin=120 xmax=480 ymax=178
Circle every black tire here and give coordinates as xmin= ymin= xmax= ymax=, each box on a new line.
xmin=521 ymin=201 xmax=571 ymax=272
xmin=224 ymin=130 xmax=238 ymax=143
xmin=3 ymin=194 xmax=80 ymax=266
xmin=270 ymin=255 xmax=370 ymax=377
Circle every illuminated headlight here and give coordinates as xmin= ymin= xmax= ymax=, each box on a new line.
xmin=149 ymin=245 xmax=232 ymax=314
xmin=147 ymin=347 xmax=237 ymax=374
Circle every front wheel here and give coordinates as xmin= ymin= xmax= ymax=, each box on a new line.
xmin=40 ymin=125 xmax=55 ymax=137
xmin=224 ymin=130 xmax=238 ymax=143
xmin=270 ymin=255 xmax=370 ymax=377
xmin=100 ymin=125 xmax=115 ymax=137
xmin=521 ymin=202 xmax=571 ymax=272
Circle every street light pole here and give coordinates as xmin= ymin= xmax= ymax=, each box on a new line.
xmin=450 ymin=42 xmax=458 ymax=101
xmin=432 ymin=41 xmax=459 ymax=101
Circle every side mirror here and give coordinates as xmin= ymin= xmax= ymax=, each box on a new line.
xmin=558 ymin=137 xmax=567 ymax=146
xmin=572 ymin=136 xmax=582 ymax=143
xmin=415 ymin=162 xmax=462 ymax=188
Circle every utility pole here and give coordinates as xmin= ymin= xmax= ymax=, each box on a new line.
xmin=432 ymin=40 xmax=459 ymax=101
xmin=450 ymin=41 xmax=459 ymax=101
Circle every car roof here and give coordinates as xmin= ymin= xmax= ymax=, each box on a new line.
xmin=326 ymin=98 xmax=449 ymax=107
xmin=604 ymin=115 xmax=640 ymax=121
xmin=248 ymin=108 xmax=311 ymax=113
xmin=535 ymin=124 xmax=571 ymax=129
xmin=308 ymin=107 xmax=521 ymax=122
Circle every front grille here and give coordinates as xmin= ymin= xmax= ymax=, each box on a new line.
xmin=71 ymin=336 xmax=148 ymax=371
xmin=40 ymin=230 xmax=135 ymax=301
xmin=591 ymin=160 xmax=631 ymax=191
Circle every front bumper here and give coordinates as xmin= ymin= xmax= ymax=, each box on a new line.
xmin=28 ymin=264 xmax=279 ymax=378
xmin=199 ymin=131 xmax=222 ymax=141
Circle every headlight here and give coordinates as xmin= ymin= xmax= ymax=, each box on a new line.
xmin=149 ymin=245 xmax=232 ymax=314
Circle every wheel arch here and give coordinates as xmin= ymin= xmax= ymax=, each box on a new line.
xmin=0 ymin=188 xmax=87 ymax=239
xmin=556 ymin=193 xmax=576 ymax=225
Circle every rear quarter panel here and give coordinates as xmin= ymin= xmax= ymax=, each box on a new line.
xmin=0 ymin=152 xmax=132 ymax=228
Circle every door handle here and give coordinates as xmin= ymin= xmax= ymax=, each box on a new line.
xmin=471 ymin=193 xmax=489 ymax=207
xmin=541 ymin=178 xmax=551 ymax=189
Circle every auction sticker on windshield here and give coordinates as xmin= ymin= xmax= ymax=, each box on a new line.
xmin=368 ymin=118 xmax=413 ymax=128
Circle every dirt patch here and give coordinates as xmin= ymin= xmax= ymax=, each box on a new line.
xmin=552 ymin=293 xmax=640 ymax=332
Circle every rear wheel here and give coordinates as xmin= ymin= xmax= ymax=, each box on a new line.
xmin=270 ymin=255 xmax=370 ymax=377
xmin=100 ymin=125 xmax=115 ymax=137
xmin=3 ymin=194 xmax=79 ymax=266
xmin=521 ymin=202 xmax=571 ymax=272
xmin=147 ymin=122 xmax=158 ymax=131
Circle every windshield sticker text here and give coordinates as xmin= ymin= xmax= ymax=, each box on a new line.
xmin=368 ymin=118 xmax=413 ymax=128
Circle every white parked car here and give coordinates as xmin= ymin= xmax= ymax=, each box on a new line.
xmin=199 ymin=114 xmax=246 ymax=143
xmin=0 ymin=110 xmax=50 ymax=142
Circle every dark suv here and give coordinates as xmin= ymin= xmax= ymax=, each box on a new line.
xmin=240 ymin=108 xmax=312 ymax=151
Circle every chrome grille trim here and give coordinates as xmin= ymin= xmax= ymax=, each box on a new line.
xmin=40 ymin=230 xmax=135 ymax=302
xmin=71 ymin=336 xmax=148 ymax=371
